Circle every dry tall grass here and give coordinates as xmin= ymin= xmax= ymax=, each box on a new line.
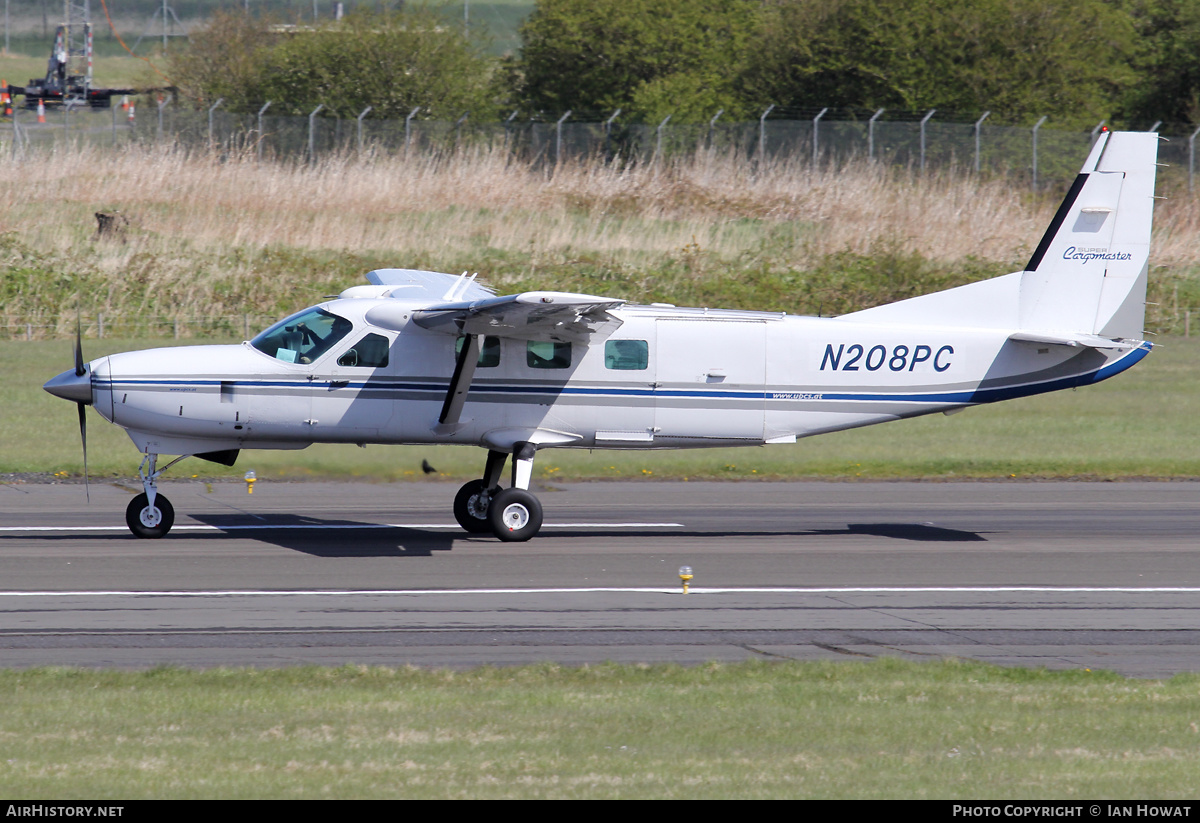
xmin=0 ymin=143 xmax=1049 ymax=260
xmin=2 ymin=143 xmax=1199 ymax=330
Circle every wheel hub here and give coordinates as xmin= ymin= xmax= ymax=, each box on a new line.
xmin=139 ymin=507 xmax=162 ymax=528
xmin=467 ymin=491 xmax=490 ymax=520
xmin=500 ymin=502 xmax=530 ymax=531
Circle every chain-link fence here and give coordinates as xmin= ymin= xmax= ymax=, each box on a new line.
xmin=0 ymin=313 xmax=272 ymax=341
xmin=8 ymin=102 xmax=1199 ymax=192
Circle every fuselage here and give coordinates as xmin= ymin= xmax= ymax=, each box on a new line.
xmin=85 ymin=295 xmax=1148 ymax=459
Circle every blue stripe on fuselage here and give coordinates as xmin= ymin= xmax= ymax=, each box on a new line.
xmin=100 ymin=343 xmax=1149 ymax=408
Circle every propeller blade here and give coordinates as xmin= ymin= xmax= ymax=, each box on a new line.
xmin=74 ymin=318 xmax=85 ymax=377
xmin=77 ymin=401 xmax=89 ymax=503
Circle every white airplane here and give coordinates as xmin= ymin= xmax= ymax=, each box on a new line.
xmin=45 ymin=130 xmax=1159 ymax=541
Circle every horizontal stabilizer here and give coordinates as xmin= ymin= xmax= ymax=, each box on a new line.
xmin=1008 ymin=331 xmax=1139 ymax=351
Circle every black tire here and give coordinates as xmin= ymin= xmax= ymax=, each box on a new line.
xmin=453 ymin=480 xmax=495 ymax=534
xmin=487 ymin=488 xmax=543 ymax=542
xmin=125 ymin=492 xmax=175 ymax=539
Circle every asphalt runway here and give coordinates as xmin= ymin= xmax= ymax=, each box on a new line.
xmin=2 ymin=478 xmax=1200 ymax=677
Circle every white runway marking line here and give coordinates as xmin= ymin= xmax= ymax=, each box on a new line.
xmin=0 ymin=522 xmax=684 ymax=532
xmin=3 ymin=586 xmax=1200 ymax=598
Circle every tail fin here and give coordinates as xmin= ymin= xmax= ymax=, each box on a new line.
xmin=1018 ymin=130 xmax=1158 ymax=339
xmin=840 ymin=131 xmax=1158 ymax=340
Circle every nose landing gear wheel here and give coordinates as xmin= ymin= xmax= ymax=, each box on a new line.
xmin=487 ymin=488 xmax=543 ymax=542
xmin=453 ymin=479 xmax=496 ymax=534
xmin=125 ymin=492 xmax=175 ymax=539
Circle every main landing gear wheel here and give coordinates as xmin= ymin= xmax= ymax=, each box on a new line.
xmin=453 ymin=479 xmax=496 ymax=534
xmin=125 ymin=492 xmax=175 ymax=539
xmin=488 ymin=488 xmax=543 ymax=543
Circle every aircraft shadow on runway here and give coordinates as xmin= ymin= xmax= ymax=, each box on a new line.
xmin=543 ymin=522 xmax=990 ymax=542
xmin=825 ymin=523 xmax=988 ymax=542
xmin=189 ymin=513 xmax=460 ymax=557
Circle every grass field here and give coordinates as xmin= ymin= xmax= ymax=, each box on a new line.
xmin=6 ymin=334 xmax=1199 ymax=482
xmin=1 ymin=659 xmax=1198 ymax=799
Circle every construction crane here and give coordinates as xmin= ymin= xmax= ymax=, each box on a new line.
xmin=14 ymin=0 xmax=135 ymax=110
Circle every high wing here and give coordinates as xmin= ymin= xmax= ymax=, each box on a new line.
xmin=363 ymin=268 xmax=496 ymax=302
xmin=412 ymin=291 xmax=626 ymax=344
xmin=414 ymin=291 xmax=625 ymax=428
xmin=356 ymin=271 xmax=626 ymax=429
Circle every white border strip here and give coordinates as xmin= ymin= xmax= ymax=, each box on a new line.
xmin=2 ymin=586 xmax=1200 ymax=598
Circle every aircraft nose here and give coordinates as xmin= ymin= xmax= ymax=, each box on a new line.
xmin=43 ymin=367 xmax=93 ymax=405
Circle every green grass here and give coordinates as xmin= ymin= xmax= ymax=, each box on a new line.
xmin=5 ymin=335 xmax=1199 ymax=482
xmin=0 ymin=659 xmax=1198 ymax=799
xmin=0 ymin=53 xmax=158 ymax=91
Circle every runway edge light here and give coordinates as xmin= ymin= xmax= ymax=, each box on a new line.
xmin=679 ymin=566 xmax=693 ymax=594
xmin=244 ymin=471 xmax=256 ymax=494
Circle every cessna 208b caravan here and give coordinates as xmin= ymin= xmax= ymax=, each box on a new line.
xmin=44 ymin=130 xmax=1159 ymax=541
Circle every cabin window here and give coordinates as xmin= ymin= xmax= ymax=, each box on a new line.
xmin=338 ymin=333 xmax=390 ymax=368
xmin=604 ymin=339 xmax=649 ymax=370
xmin=455 ymin=335 xmax=501 ymax=368
xmin=251 ymin=307 xmax=353 ymax=365
xmin=526 ymin=340 xmax=571 ymax=369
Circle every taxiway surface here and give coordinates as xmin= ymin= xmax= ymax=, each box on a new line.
xmin=1 ymin=479 xmax=1198 ymax=676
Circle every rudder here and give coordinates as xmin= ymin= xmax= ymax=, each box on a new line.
xmin=1018 ymin=131 xmax=1158 ymax=339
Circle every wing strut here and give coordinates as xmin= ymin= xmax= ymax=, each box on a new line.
xmin=439 ymin=334 xmax=481 ymax=426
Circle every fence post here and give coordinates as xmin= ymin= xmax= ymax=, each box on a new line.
xmin=974 ymin=111 xmax=990 ymax=173
xmin=503 ymin=109 xmax=520 ymax=149
xmin=920 ymin=109 xmax=936 ymax=173
xmin=555 ymin=110 xmax=571 ymax=167
xmin=308 ymin=103 xmax=324 ymax=163
xmin=356 ymin=105 xmax=372 ymax=154
xmin=455 ymin=111 xmax=469 ymax=151
xmin=655 ymin=114 xmax=672 ymax=165
xmin=758 ymin=104 xmax=775 ymax=162
xmin=256 ymin=101 xmax=271 ymax=160
xmin=812 ymin=107 xmax=828 ymax=167
xmin=207 ymin=98 xmax=224 ymax=148
xmin=1032 ymin=115 xmax=1047 ymax=191
xmin=405 ymin=106 xmax=421 ymax=154
xmin=157 ymin=93 xmax=171 ymax=144
xmin=868 ymin=108 xmax=884 ymax=161
xmin=98 ymin=313 xmax=104 ymax=340
xmin=1190 ymin=126 xmax=1200 ymax=192
xmin=708 ymin=109 xmax=723 ymax=150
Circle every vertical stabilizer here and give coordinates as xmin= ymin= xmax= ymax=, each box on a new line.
xmin=1018 ymin=131 xmax=1158 ymax=338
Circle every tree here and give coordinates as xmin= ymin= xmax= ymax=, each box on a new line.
xmin=1121 ymin=0 xmax=1200 ymax=126
xmin=737 ymin=0 xmax=1139 ymax=126
xmin=169 ymin=9 xmax=495 ymax=119
xmin=167 ymin=11 xmax=280 ymax=113
xmin=513 ymin=0 xmax=760 ymax=122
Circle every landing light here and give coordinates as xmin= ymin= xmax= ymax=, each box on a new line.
xmin=679 ymin=566 xmax=693 ymax=594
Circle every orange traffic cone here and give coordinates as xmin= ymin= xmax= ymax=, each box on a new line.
xmin=1 ymin=81 xmax=10 ymax=117
xmin=36 ymin=99 xmax=45 ymax=123
xmin=120 ymin=95 xmax=128 ymax=111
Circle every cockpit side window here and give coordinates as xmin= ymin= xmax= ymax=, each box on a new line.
xmin=251 ymin=307 xmax=353 ymax=365
xmin=338 ymin=333 xmax=391 ymax=368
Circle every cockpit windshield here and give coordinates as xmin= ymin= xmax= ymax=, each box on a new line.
xmin=251 ymin=307 xmax=353 ymax=364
